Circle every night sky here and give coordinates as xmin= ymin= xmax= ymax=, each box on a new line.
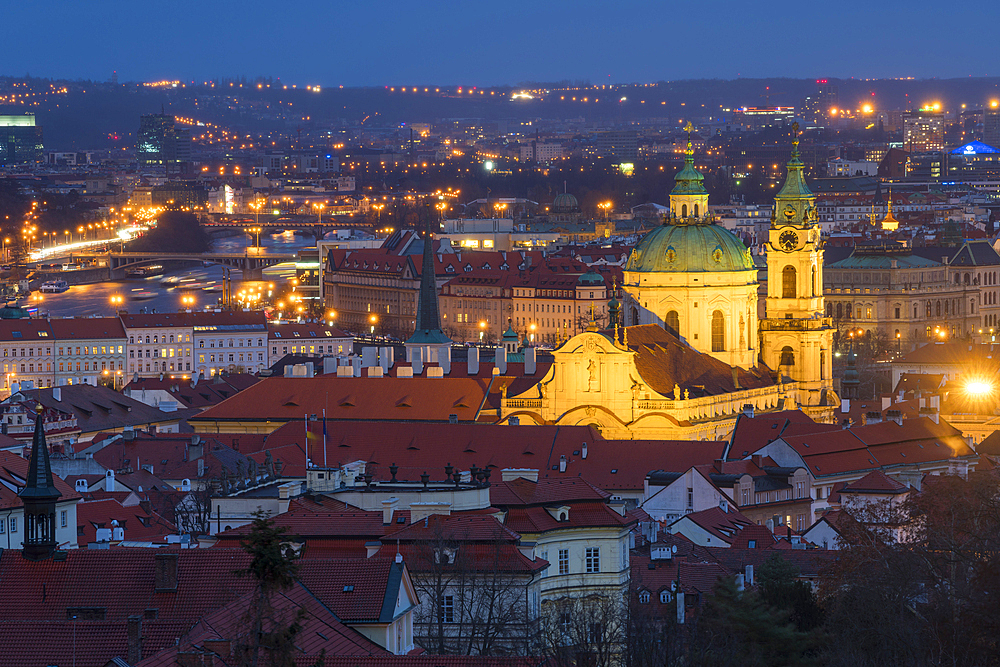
xmin=8 ymin=0 xmax=998 ymax=85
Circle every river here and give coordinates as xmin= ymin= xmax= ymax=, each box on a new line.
xmin=31 ymin=230 xmax=318 ymax=318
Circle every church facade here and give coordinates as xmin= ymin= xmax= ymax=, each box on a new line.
xmin=500 ymin=131 xmax=838 ymax=439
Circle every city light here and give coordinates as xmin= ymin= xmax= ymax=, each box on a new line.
xmin=965 ymin=379 xmax=994 ymax=397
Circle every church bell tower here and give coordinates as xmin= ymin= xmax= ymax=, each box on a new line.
xmin=19 ymin=412 xmax=62 ymax=561
xmin=759 ymin=126 xmax=836 ymax=416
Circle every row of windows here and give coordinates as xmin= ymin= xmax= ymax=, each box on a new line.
xmin=198 ymin=353 xmax=264 ymax=363
xmin=4 ymin=363 xmax=51 ymax=373
xmin=130 ymin=348 xmax=190 ymax=358
xmin=2 ymin=348 xmax=50 ymax=358
xmin=130 ymin=362 xmax=192 ymax=373
xmin=57 ymin=362 xmax=122 ymax=372
xmin=129 ymin=334 xmax=191 ymax=344
xmin=58 ymin=346 xmax=123 ymax=356
xmin=547 ymin=547 xmax=602 ymax=576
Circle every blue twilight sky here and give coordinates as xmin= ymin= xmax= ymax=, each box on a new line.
xmin=6 ymin=0 xmax=998 ymax=85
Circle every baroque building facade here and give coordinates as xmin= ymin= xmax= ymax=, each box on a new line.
xmin=500 ymin=135 xmax=838 ymax=438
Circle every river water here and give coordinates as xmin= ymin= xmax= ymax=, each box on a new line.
xmin=31 ymin=230 xmax=317 ymax=318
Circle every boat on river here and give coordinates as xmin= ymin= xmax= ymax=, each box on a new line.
xmin=39 ymin=280 xmax=69 ymax=293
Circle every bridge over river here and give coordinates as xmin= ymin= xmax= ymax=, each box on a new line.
xmin=68 ymin=251 xmax=299 ymax=280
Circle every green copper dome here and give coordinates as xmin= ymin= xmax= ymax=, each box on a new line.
xmin=552 ymin=193 xmax=578 ymax=211
xmin=672 ymin=153 xmax=707 ymax=196
xmin=577 ymin=270 xmax=604 ymax=285
xmin=625 ymin=222 xmax=754 ymax=273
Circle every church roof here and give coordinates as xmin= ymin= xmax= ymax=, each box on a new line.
xmin=623 ymin=325 xmax=774 ymax=398
xmin=774 ymin=136 xmax=814 ymax=202
xmin=624 ymin=222 xmax=754 ymax=273
xmin=671 ymin=126 xmax=707 ymax=196
xmin=18 ymin=414 xmax=60 ymax=500
xmin=406 ymin=220 xmax=452 ymax=346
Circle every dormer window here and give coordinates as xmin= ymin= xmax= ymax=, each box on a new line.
xmin=660 ymin=591 xmax=672 ymax=603
xmin=639 ymin=591 xmax=650 ymax=603
xmin=559 ymin=512 xmax=568 ymax=522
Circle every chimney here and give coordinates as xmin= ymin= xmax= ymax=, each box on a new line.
xmin=887 ymin=409 xmax=903 ymax=425
xmin=53 ymin=387 xmax=62 ymax=402
xmin=362 ymin=346 xmax=376 ymax=368
xmin=127 ymin=616 xmax=143 ymax=665
xmin=751 ymin=454 xmax=762 ymax=468
xmin=495 ymin=347 xmax=507 ymax=374
xmin=441 ymin=347 xmax=451 ymax=375
xmin=559 ymin=454 xmax=567 ymax=473
xmin=106 ymin=469 xmax=116 ymax=492
xmin=581 ymin=442 xmax=588 ymax=459
xmin=742 ymin=403 xmax=754 ymax=419
xmin=189 ymin=435 xmax=203 ymax=461
xmin=412 ymin=347 xmax=423 ymax=375
xmin=841 ymin=398 xmax=850 ymax=414
xmin=382 ymin=498 xmax=399 ymax=525
xmin=468 ymin=346 xmax=479 ymax=375
xmin=196 ymin=458 xmax=205 ymax=478
xmin=75 ymin=479 xmax=88 ymax=493
xmin=379 ymin=346 xmax=394 ymax=374
xmin=866 ymin=411 xmax=882 ymax=425
xmin=139 ymin=499 xmax=151 ymax=514
xmin=676 ymin=590 xmax=685 ymax=625
xmin=745 ymin=564 xmax=754 ymax=586
xmin=524 ymin=347 xmax=536 ymax=375
xmin=882 ymin=396 xmax=891 ymax=411
xmin=154 ymin=553 xmax=179 ymax=592
xmin=111 ymin=519 xmax=124 ymax=542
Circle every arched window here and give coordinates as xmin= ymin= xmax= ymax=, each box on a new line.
xmin=681 ymin=204 xmax=688 ymax=218
xmin=846 ymin=303 xmax=853 ymax=318
xmin=780 ymin=346 xmax=795 ymax=366
xmin=826 ymin=303 xmax=833 ymax=317
xmin=782 ymin=266 xmax=796 ymax=299
xmin=836 ymin=302 xmax=843 ymax=319
xmin=631 ymin=307 xmax=640 ymax=326
xmin=965 ymin=273 xmax=971 ymax=285
xmin=936 ymin=301 xmax=941 ymax=316
xmin=945 ymin=300 xmax=949 ymax=315
xmin=694 ymin=204 xmax=699 ymax=217
xmin=665 ymin=310 xmax=680 ymax=337
xmin=811 ymin=266 xmax=817 ymax=296
xmin=711 ymin=310 xmax=725 ymax=352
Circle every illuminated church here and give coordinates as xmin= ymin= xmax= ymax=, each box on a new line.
xmin=501 ymin=129 xmax=838 ymax=440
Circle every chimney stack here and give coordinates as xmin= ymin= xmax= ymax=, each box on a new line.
xmin=127 ymin=616 xmax=143 ymax=665
xmin=154 ymin=553 xmax=179 ymax=592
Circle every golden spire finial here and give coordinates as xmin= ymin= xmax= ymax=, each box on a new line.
xmin=683 ymin=121 xmax=694 ymax=156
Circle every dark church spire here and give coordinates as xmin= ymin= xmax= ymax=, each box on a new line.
xmin=20 ymin=411 xmax=61 ymax=561
xmin=407 ymin=216 xmax=452 ymax=345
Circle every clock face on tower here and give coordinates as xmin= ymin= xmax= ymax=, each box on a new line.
xmin=779 ymin=229 xmax=798 ymax=252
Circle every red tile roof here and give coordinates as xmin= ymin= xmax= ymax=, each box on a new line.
xmin=50 ymin=316 xmax=126 ymax=340
xmin=120 ymin=310 xmax=267 ymax=330
xmin=297 ymin=557 xmax=404 ymax=623
xmin=841 ymin=469 xmax=909 ymax=494
xmin=0 ymin=449 xmax=81 ymax=510
xmin=137 ymin=582 xmax=387 ymax=667
xmin=76 ymin=497 xmax=177 ymax=546
xmin=489 ymin=477 xmax=609 ymax=505
xmin=257 ymin=420 xmax=722 ymax=493
xmin=727 ymin=410 xmax=839 ymax=459
xmin=191 ymin=376 xmax=492 ymax=424
xmin=671 ymin=507 xmax=753 ymax=545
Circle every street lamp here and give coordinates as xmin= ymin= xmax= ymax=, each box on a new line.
xmin=373 ymin=203 xmax=385 ymax=230
xmin=479 ymin=320 xmax=486 ymax=343
xmin=369 ymin=314 xmax=378 ymax=340
xmin=313 ymin=202 xmax=326 ymax=223
xmin=598 ymin=201 xmax=612 ymax=221
xmin=529 ymin=323 xmax=536 ymax=345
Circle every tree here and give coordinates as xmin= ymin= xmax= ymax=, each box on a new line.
xmin=409 ymin=516 xmax=540 ymax=656
xmin=234 ymin=511 xmax=302 ymax=667
xmin=538 ymin=595 xmax=626 ymax=667
xmin=687 ymin=576 xmax=820 ymax=667
xmin=820 ymin=473 xmax=1000 ymax=667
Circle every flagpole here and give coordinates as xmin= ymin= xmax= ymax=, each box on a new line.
xmin=322 ymin=408 xmax=328 ymax=469
xmin=304 ymin=413 xmax=309 ymax=471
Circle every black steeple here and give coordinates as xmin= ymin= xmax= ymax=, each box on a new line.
xmin=406 ymin=216 xmax=452 ymax=345
xmin=19 ymin=411 xmax=61 ymax=561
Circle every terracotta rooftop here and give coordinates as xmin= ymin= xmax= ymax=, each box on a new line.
xmin=190 ymin=376 xmax=493 ymax=425
xmin=841 ymin=469 xmax=909 ymax=494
